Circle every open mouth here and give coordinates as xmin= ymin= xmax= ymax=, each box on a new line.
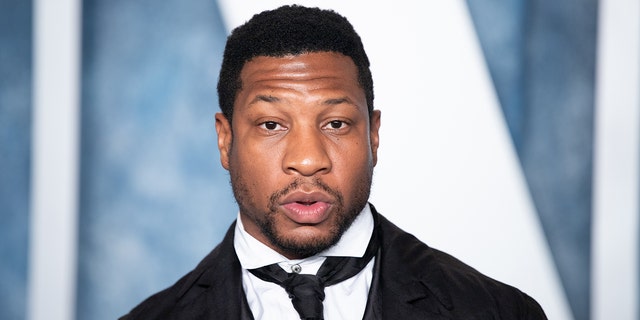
xmin=282 ymin=201 xmax=329 ymax=223
xmin=277 ymin=188 xmax=334 ymax=224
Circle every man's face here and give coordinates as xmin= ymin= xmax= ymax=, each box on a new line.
xmin=215 ymin=52 xmax=381 ymax=259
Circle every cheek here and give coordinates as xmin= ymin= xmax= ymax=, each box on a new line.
xmin=338 ymin=136 xmax=372 ymax=162
xmin=330 ymin=143 xmax=373 ymax=180
xmin=230 ymin=144 xmax=281 ymax=189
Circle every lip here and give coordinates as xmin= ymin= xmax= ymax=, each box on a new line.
xmin=279 ymin=191 xmax=333 ymax=224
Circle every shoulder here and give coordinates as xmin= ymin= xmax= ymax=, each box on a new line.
xmin=119 ymin=223 xmax=239 ymax=320
xmin=426 ymin=245 xmax=547 ymax=319
xmin=376 ymin=213 xmax=547 ymax=319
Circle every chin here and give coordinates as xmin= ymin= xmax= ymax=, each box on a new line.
xmin=274 ymin=227 xmax=341 ymax=258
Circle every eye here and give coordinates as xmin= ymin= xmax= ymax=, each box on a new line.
xmin=328 ymin=120 xmax=345 ymax=129
xmin=323 ymin=120 xmax=349 ymax=131
xmin=258 ymin=121 xmax=285 ymax=132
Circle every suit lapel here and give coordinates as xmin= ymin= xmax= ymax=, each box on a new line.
xmin=374 ymin=209 xmax=455 ymax=320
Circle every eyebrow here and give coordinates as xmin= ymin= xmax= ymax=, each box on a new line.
xmin=249 ymin=95 xmax=280 ymax=104
xmin=324 ymin=97 xmax=350 ymax=105
xmin=323 ymin=97 xmax=361 ymax=111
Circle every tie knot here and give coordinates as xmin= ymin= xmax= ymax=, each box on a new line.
xmin=282 ymin=274 xmax=325 ymax=319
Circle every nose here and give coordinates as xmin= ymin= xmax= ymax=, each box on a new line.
xmin=282 ymin=125 xmax=331 ymax=176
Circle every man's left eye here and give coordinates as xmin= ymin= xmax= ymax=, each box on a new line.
xmin=326 ymin=120 xmax=346 ymax=129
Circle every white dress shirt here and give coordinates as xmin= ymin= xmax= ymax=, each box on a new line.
xmin=234 ymin=204 xmax=375 ymax=320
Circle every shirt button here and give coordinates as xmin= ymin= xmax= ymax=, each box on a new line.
xmin=291 ymin=264 xmax=302 ymax=274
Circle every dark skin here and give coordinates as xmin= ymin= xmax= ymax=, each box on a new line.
xmin=215 ymin=52 xmax=381 ymax=259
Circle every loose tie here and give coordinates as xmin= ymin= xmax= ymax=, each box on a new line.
xmin=249 ymin=217 xmax=379 ymax=320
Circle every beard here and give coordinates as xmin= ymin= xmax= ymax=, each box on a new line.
xmin=230 ymin=172 xmax=373 ymax=258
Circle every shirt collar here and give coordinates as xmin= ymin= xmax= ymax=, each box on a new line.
xmin=234 ymin=204 xmax=374 ymax=270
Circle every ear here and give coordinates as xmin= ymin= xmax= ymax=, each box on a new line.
xmin=215 ymin=113 xmax=232 ymax=170
xmin=370 ymin=110 xmax=381 ymax=166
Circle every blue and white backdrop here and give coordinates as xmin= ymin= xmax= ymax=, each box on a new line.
xmin=0 ymin=0 xmax=637 ymax=319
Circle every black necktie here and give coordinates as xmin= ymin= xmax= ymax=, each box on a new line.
xmin=249 ymin=216 xmax=379 ymax=320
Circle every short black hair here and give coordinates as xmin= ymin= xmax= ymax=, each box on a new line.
xmin=217 ymin=5 xmax=374 ymax=122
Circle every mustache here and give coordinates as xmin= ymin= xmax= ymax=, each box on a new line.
xmin=268 ymin=178 xmax=344 ymax=211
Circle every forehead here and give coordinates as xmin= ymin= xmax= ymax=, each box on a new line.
xmin=238 ymin=52 xmax=362 ymax=94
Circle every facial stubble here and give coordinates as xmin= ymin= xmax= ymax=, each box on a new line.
xmin=229 ymin=165 xmax=373 ymax=259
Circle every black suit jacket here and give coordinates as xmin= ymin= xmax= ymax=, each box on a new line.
xmin=121 ymin=207 xmax=547 ymax=319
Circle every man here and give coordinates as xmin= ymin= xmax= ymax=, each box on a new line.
xmin=122 ymin=5 xmax=546 ymax=319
